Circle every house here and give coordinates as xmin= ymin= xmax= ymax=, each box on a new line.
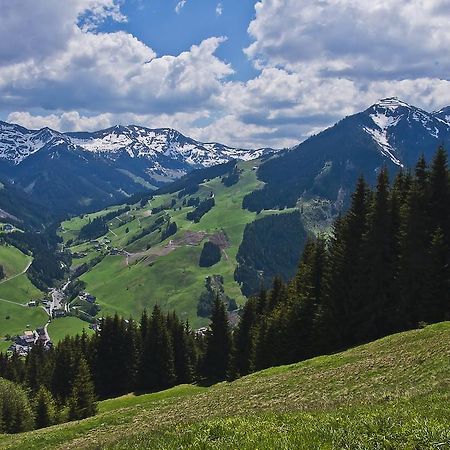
xmin=3 ymin=224 xmax=14 ymax=232
xmin=28 ymin=300 xmax=37 ymax=307
xmin=16 ymin=330 xmax=36 ymax=346
xmin=52 ymin=308 xmax=66 ymax=318
xmin=80 ymin=291 xmax=96 ymax=303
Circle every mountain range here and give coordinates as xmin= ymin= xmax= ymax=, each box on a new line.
xmin=0 ymin=97 xmax=449 ymax=223
xmin=243 ymin=97 xmax=450 ymax=213
xmin=0 ymin=122 xmax=272 ymax=218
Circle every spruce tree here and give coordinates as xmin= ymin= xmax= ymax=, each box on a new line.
xmin=398 ymin=158 xmax=431 ymax=327
xmin=358 ymin=168 xmax=396 ymax=341
xmin=34 ymin=386 xmax=56 ymax=429
xmin=68 ymin=357 xmax=97 ymax=420
xmin=202 ymin=296 xmax=232 ymax=381
xmin=139 ymin=305 xmax=175 ymax=391
xmin=233 ymin=297 xmax=258 ymax=376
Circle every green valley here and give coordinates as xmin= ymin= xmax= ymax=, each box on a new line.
xmin=60 ymin=159 xmax=310 ymax=327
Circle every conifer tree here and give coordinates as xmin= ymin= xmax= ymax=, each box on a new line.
xmin=233 ymin=297 xmax=258 ymax=376
xmin=359 ymin=168 xmax=396 ymax=341
xmin=68 ymin=357 xmax=97 ymax=420
xmin=167 ymin=312 xmax=193 ymax=384
xmin=399 ymin=158 xmax=431 ymax=327
xmin=202 ymin=296 xmax=232 ymax=381
xmin=34 ymin=386 xmax=56 ymax=429
xmin=139 ymin=305 xmax=175 ymax=391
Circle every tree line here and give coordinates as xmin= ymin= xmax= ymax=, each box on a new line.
xmin=233 ymin=147 xmax=449 ymax=374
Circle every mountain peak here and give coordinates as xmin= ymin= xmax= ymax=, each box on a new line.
xmin=372 ymin=97 xmax=412 ymax=111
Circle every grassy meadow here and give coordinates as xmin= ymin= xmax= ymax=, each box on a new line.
xmin=0 ymin=322 xmax=448 ymax=449
xmin=61 ymin=160 xmax=265 ymax=327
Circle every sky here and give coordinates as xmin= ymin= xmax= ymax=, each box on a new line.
xmin=1 ymin=0 xmax=450 ymax=149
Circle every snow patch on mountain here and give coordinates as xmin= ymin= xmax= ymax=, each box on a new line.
xmin=0 ymin=122 xmax=69 ymax=165
xmin=362 ymin=97 xmax=450 ymax=167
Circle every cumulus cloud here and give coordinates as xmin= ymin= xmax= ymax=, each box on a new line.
xmin=2 ymin=0 xmax=450 ymax=149
xmin=0 ymin=0 xmax=232 ymax=116
xmin=216 ymin=3 xmax=223 ymax=16
xmin=0 ymin=0 xmax=125 ymax=64
xmin=246 ymin=0 xmax=450 ymax=80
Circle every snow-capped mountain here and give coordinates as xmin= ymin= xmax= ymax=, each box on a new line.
xmin=360 ymin=98 xmax=450 ymax=167
xmin=0 ymin=121 xmax=71 ymax=164
xmin=67 ymin=126 xmax=268 ymax=166
xmin=0 ymin=121 xmax=273 ymax=216
xmin=0 ymin=121 xmax=271 ymax=172
xmin=243 ymin=98 xmax=450 ymax=213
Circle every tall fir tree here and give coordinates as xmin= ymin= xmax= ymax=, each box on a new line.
xmin=139 ymin=305 xmax=175 ymax=391
xmin=68 ymin=357 xmax=97 ymax=420
xmin=202 ymin=296 xmax=232 ymax=381
xmin=34 ymin=386 xmax=56 ymax=429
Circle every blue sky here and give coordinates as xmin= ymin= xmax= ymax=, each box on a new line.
xmin=1 ymin=0 xmax=450 ymax=148
xmin=101 ymin=0 xmax=259 ymax=81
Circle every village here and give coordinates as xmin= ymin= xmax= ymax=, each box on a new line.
xmin=6 ymin=286 xmax=98 ymax=357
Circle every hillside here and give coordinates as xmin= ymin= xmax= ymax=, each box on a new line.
xmin=1 ymin=322 xmax=449 ymax=449
xmin=60 ymin=159 xmax=305 ymax=327
xmin=0 ymin=244 xmax=45 ymax=351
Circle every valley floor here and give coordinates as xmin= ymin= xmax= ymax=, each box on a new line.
xmin=1 ymin=322 xmax=449 ymax=449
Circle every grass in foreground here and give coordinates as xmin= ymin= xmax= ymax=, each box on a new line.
xmin=1 ymin=322 xmax=449 ymax=449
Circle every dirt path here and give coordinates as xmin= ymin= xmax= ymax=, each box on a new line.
xmin=0 ymin=297 xmax=27 ymax=307
xmin=0 ymin=259 xmax=32 ymax=286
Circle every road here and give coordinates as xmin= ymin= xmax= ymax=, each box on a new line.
xmin=0 ymin=259 xmax=32 ymax=285
xmin=48 ymin=288 xmax=65 ymax=316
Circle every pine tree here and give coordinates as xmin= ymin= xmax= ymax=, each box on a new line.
xmin=167 ymin=312 xmax=193 ymax=385
xmin=425 ymin=228 xmax=450 ymax=323
xmin=139 ymin=305 xmax=175 ymax=391
xmin=428 ymin=147 xmax=450 ymax=249
xmin=34 ymin=386 xmax=56 ymax=429
xmin=358 ymin=168 xmax=396 ymax=341
xmin=68 ymin=357 xmax=97 ymax=420
xmin=202 ymin=296 xmax=232 ymax=381
xmin=398 ymin=157 xmax=431 ymax=327
xmin=323 ymin=177 xmax=370 ymax=348
xmin=233 ymin=297 xmax=258 ymax=376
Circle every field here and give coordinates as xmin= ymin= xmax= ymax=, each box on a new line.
xmin=0 ymin=244 xmax=31 ymax=278
xmin=47 ymin=317 xmax=94 ymax=344
xmin=61 ymin=160 xmax=266 ymax=327
xmin=1 ymin=322 xmax=448 ymax=449
xmin=0 ymin=301 xmax=47 ymax=342
xmin=0 ymin=243 xmax=47 ymax=344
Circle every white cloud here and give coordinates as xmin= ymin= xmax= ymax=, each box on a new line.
xmin=0 ymin=0 xmax=125 ymax=64
xmin=2 ymin=0 xmax=450 ymax=149
xmin=175 ymin=0 xmax=187 ymax=14
xmin=246 ymin=0 xmax=450 ymax=80
xmin=216 ymin=3 xmax=223 ymax=16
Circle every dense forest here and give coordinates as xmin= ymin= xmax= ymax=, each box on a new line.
xmin=186 ymin=197 xmax=215 ymax=223
xmin=0 ymin=148 xmax=448 ymax=434
xmin=235 ymin=211 xmax=307 ymax=296
xmin=77 ymin=206 xmax=131 ymax=242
